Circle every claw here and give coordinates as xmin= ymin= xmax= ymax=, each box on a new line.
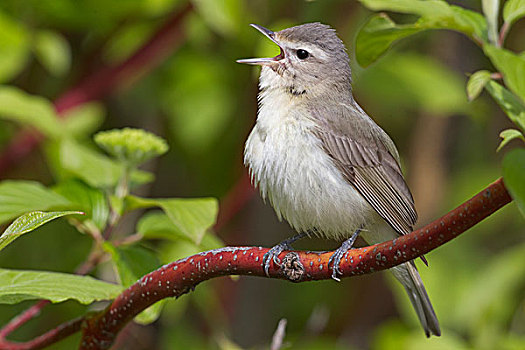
xmin=261 ymin=233 xmax=307 ymax=277
xmin=328 ymin=228 xmax=361 ymax=281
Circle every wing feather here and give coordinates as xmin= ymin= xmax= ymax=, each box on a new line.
xmin=316 ymin=130 xmax=417 ymax=235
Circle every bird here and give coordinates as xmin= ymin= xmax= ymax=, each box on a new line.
xmin=236 ymin=22 xmax=440 ymax=337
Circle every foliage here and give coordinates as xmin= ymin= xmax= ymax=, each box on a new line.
xmin=0 ymin=269 xmax=122 ymax=305
xmin=0 ymin=0 xmax=523 ymax=349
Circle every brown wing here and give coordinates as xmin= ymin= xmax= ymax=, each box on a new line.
xmin=315 ymin=129 xmax=417 ymax=235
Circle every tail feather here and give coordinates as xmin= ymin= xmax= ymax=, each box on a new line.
xmin=391 ymin=262 xmax=441 ymax=337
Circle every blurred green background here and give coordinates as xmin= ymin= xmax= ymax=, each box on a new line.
xmin=0 ymin=0 xmax=524 ymax=349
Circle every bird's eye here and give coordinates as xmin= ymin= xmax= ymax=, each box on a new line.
xmin=296 ymin=49 xmax=309 ymax=59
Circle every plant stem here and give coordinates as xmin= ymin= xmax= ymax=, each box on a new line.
xmin=0 ymin=317 xmax=83 ymax=350
xmin=79 ymin=178 xmax=511 ymax=350
xmin=498 ymin=21 xmax=510 ymax=47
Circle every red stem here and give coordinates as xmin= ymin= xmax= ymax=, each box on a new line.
xmin=79 ymin=177 xmax=511 ymax=349
xmin=0 ymin=317 xmax=83 ymax=350
xmin=498 ymin=21 xmax=510 ymax=47
xmin=0 ymin=3 xmax=193 ymax=175
xmin=0 ymin=301 xmax=50 ymax=340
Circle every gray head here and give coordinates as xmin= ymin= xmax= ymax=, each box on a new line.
xmin=237 ymin=23 xmax=352 ymax=96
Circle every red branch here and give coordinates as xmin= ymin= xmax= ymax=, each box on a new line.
xmin=0 ymin=317 xmax=82 ymax=350
xmin=78 ymin=178 xmax=511 ymax=349
xmin=0 ymin=301 xmax=50 ymax=340
xmin=0 ymin=3 xmax=193 ymax=174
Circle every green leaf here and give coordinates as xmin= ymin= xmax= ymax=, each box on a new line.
xmin=104 ymin=244 xmax=160 ymax=287
xmin=192 ymin=0 xmax=244 ymax=36
xmin=137 ymin=211 xmax=187 ymax=241
xmin=0 ymin=268 xmax=122 ymax=304
xmin=127 ymin=196 xmax=218 ymax=245
xmin=104 ymin=243 xmax=164 ymax=325
xmin=355 ymin=14 xmax=422 ymax=67
xmin=0 ymin=211 xmax=83 ymax=252
xmin=53 ymin=180 xmax=109 ymax=230
xmin=503 ymin=0 xmax=525 ymax=26
xmin=103 ymin=21 xmax=155 ymax=63
xmin=356 ymin=0 xmax=487 ymax=66
xmin=0 ymin=11 xmax=30 ymax=83
xmin=33 ymin=30 xmax=71 ymax=77
xmin=482 ymin=0 xmax=500 ymax=45
xmin=484 ymin=45 xmax=525 ymax=103
xmin=356 ymin=53 xmax=471 ymax=115
xmin=467 ymin=70 xmax=491 ymax=101
xmin=497 ymin=129 xmax=525 ymax=151
xmin=58 ymin=138 xmax=153 ymax=189
xmin=502 ymin=148 xmax=525 ymax=218
xmin=484 ymin=80 xmax=525 ymax=133
xmin=0 ymin=180 xmax=72 ymax=225
xmin=0 ymin=85 xmax=62 ymax=137
xmin=61 ymin=103 xmax=105 ymax=138
xmin=137 ymin=211 xmax=224 ymax=253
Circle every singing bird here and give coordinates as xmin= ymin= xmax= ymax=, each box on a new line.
xmin=237 ymin=23 xmax=440 ymax=337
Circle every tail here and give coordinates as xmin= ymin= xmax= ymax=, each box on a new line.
xmin=391 ymin=262 xmax=441 ymax=337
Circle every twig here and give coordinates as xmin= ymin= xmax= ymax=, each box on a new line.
xmin=498 ymin=21 xmax=510 ymax=47
xmin=0 ymin=317 xmax=83 ymax=350
xmin=0 ymin=300 xmax=50 ymax=341
xmin=78 ymin=177 xmax=511 ymax=349
xmin=271 ymin=319 xmax=287 ymax=350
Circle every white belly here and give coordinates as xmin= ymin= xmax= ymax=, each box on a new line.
xmin=244 ymin=107 xmax=379 ymax=241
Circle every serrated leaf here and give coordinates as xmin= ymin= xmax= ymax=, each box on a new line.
xmin=497 ymin=129 xmax=525 ymax=151
xmin=0 ymin=211 xmax=83 ymax=252
xmin=0 ymin=12 xmax=30 ymax=83
xmin=0 ymin=268 xmax=122 ymax=304
xmin=484 ymin=45 xmax=525 ymax=103
xmin=0 ymin=180 xmax=72 ymax=225
xmin=58 ymin=138 xmax=153 ymax=189
xmin=126 ymin=196 xmax=218 ymax=245
xmin=104 ymin=243 xmax=163 ymax=324
xmin=467 ymin=70 xmax=491 ymax=101
xmin=484 ymin=80 xmax=525 ymax=133
xmin=53 ymin=179 xmax=109 ymax=230
xmin=33 ymin=30 xmax=71 ymax=76
xmin=503 ymin=0 xmax=525 ymax=26
xmin=0 ymin=85 xmax=62 ymax=137
xmin=502 ymin=148 xmax=525 ymax=218
xmin=482 ymin=0 xmax=500 ymax=45
xmin=356 ymin=0 xmax=487 ymax=66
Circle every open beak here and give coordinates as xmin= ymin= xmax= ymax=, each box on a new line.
xmin=236 ymin=24 xmax=284 ymax=65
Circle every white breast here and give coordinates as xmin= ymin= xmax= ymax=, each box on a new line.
xmin=244 ymin=88 xmax=378 ymax=241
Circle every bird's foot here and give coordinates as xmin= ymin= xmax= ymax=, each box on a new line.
xmin=263 ymin=233 xmax=307 ymax=277
xmin=328 ymin=229 xmax=361 ymax=282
